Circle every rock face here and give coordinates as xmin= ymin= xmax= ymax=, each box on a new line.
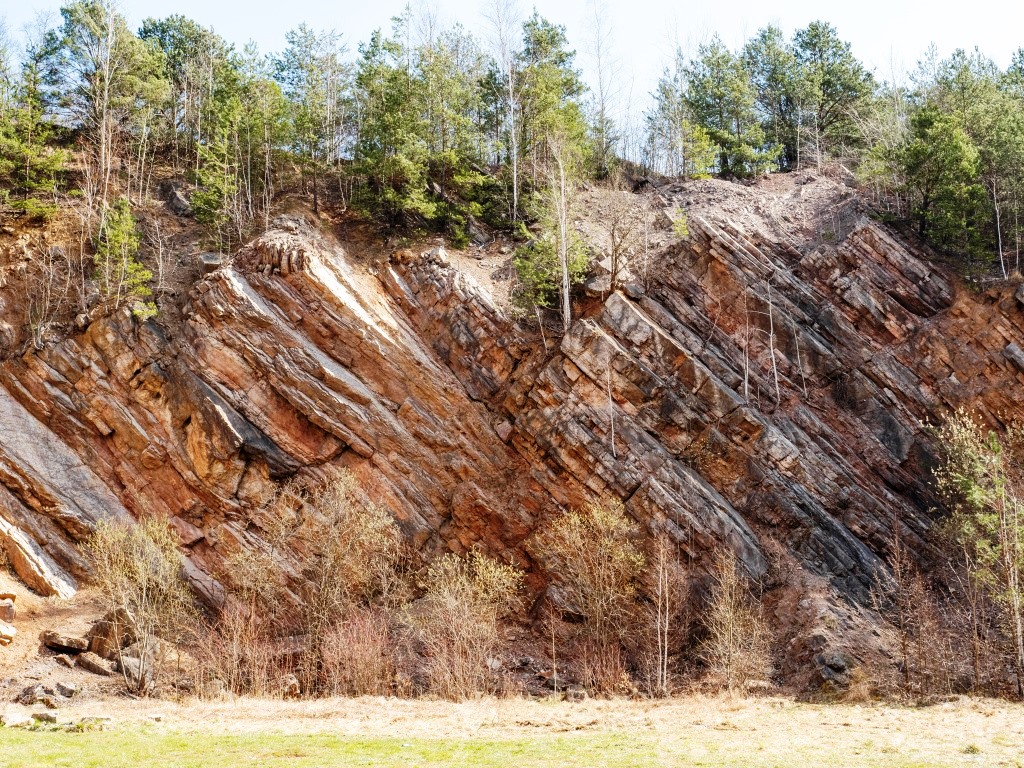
xmin=2 ymin=174 xmax=1024 ymax=682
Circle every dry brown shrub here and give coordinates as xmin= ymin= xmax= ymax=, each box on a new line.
xmin=201 ymin=467 xmax=405 ymax=698
xmin=871 ymin=530 xmax=960 ymax=699
xmin=408 ymin=551 xmax=522 ymax=700
xmin=321 ymin=607 xmax=397 ymax=697
xmin=843 ymin=667 xmax=876 ymax=703
xmin=294 ymin=470 xmax=405 ymax=693
xmin=533 ymin=500 xmax=645 ymax=693
xmin=194 ymin=596 xmax=292 ymax=699
xmin=701 ymin=549 xmax=772 ymax=695
xmin=86 ymin=516 xmax=197 ymax=696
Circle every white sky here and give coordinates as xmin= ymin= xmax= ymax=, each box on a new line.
xmin=3 ymin=0 xmax=1023 ymax=121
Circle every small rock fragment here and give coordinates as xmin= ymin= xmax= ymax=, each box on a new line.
xmin=621 ymin=282 xmax=646 ymax=300
xmin=1005 ymin=342 xmax=1024 ymax=374
xmin=16 ymin=684 xmax=47 ymax=705
xmin=494 ymin=419 xmax=512 ymax=442
xmin=0 ymin=710 xmax=33 ymax=728
xmin=584 ymin=275 xmax=612 ymax=297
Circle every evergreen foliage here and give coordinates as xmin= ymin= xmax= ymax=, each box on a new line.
xmin=0 ymin=38 xmax=66 ymax=219
xmin=94 ymin=197 xmax=154 ymax=317
xmin=2 ymin=3 xmax=1024 ymax=327
xmin=935 ymin=411 xmax=1024 ymax=697
xmin=683 ymin=36 xmax=779 ymax=177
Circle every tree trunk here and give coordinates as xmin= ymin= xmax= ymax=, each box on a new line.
xmin=993 ymin=180 xmax=1006 ymax=279
xmin=556 ymin=151 xmax=571 ymax=333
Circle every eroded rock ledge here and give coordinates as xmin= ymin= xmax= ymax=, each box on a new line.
xmin=2 ymin=175 xmax=1023 ymax=682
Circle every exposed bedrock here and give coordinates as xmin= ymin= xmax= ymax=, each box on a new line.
xmin=3 ymin=175 xmax=1024 ymax=682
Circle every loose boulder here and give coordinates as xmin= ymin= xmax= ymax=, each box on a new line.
xmin=0 ymin=710 xmax=33 ymax=728
xmin=199 ymin=253 xmax=224 ymax=276
xmin=87 ymin=610 xmax=137 ymax=661
xmin=41 ymin=631 xmax=88 ymax=654
xmin=116 ymin=655 xmax=153 ymax=692
xmin=0 ymin=598 xmax=14 ymax=622
xmin=55 ymin=682 xmax=78 ymax=698
xmin=76 ymin=652 xmax=114 ymax=677
xmin=0 ymin=620 xmax=15 ymax=646
xmin=160 ymin=181 xmax=192 ymax=217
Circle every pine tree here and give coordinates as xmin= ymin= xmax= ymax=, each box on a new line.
xmin=902 ymin=107 xmax=986 ymax=258
xmin=139 ymin=14 xmax=234 ymax=169
xmin=742 ymin=26 xmax=801 ymax=169
xmin=94 ymin=197 xmax=154 ymax=317
xmin=792 ymin=21 xmax=874 ymax=164
xmin=0 ymin=43 xmax=67 ymax=220
xmin=192 ymin=121 xmax=240 ymax=250
xmin=43 ymin=1 xmax=168 ymax=209
xmin=275 ymin=24 xmax=350 ymax=215
xmin=516 ymin=12 xmax=589 ymax=183
xmin=684 ymin=36 xmax=778 ymax=177
xmin=646 ymin=51 xmax=718 ymax=178
xmin=353 ymin=28 xmax=431 ymax=225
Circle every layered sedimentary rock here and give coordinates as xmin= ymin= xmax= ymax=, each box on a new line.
xmin=2 ymin=173 xmax=1023 ymax=682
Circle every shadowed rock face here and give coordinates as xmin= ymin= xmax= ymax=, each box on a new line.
xmin=2 ymin=174 xmax=1023 ymax=682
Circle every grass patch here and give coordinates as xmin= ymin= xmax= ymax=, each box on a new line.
xmin=0 ymin=724 xmax=999 ymax=768
xmin=2 ymin=695 xmax=1021 ymax=768
xmin=0 ymin=730 xmax=656 ymax=768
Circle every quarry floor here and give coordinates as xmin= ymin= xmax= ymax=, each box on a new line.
xmin=1 ymin=693 xmax=1022 ymax=767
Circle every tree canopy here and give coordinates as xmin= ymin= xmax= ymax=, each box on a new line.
xmin=3 ymin=3 xmax=1024 ymax=333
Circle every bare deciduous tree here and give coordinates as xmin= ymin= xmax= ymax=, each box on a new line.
xmin=485 ymin=0 xmax=522 ymax=220
xmin=647 ymin=535 xmax=688 ymax=696
xmin=587 ymin=0 xmax=620 ymax=178
xmin=701 ymin=548 xmax=772 ymax=695
xmin=533 ymin=499 xmax=645 ymax=692
xmin=87 ymin=517 xmax=197 ymax=695
xmin=599 ymin=191 xmax=652 ymax=291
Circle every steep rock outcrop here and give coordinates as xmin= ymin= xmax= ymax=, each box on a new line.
xmin=2 ymin=174 xmax=1023 ymax=683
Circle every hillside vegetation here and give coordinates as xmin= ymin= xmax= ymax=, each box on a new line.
xmin=2 ymin=1 xmax=1024 ymax=336
xmin=3 ymin=0 xmax=1024 ymax=715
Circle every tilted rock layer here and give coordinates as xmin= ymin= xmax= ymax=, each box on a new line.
xmin=2 ymin=173 xmax=1023 ymax=683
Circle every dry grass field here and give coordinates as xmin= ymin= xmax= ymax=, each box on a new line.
xmin=2 ymin=693 xmax=1023 ymax=767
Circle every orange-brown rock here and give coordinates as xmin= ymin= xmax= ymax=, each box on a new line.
xmin=2 ymin=175 xmax=1024 ymax=684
